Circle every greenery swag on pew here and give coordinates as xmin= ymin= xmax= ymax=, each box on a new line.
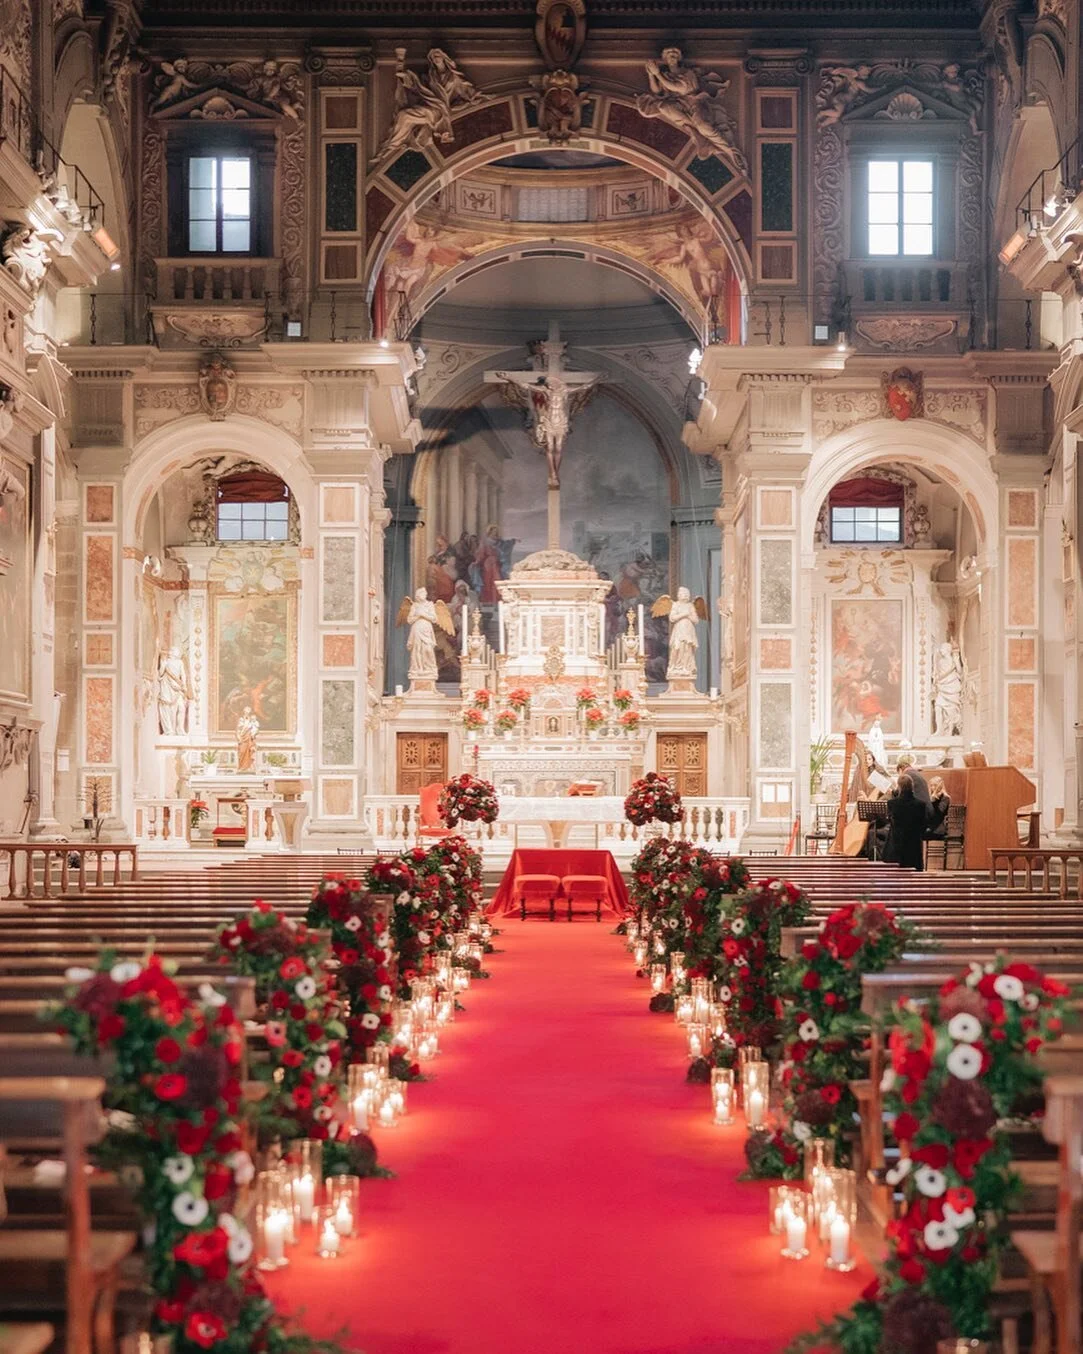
xmin=212 ymin=901 xmax=383 ymax=1179
xmin=745 ymin=902 xmax=918 ymax=1181
xmin=787 ymin=956 xmax=1070 ymax=1354
xmin=55 ymin=954 xmax=350 ymax=1354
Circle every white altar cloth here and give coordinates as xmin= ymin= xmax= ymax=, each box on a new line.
xmin=497 ymin=795 xmax=626 ymax=848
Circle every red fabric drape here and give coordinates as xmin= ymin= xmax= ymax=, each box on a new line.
xmin=487 ymin=849 xmax=629 ymax=916
xmin=828 ymin=476 xmax=903 ymax=509
xmin=217 ymin=472 xmax=289 ymax=503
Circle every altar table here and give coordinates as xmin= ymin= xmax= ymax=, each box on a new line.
xmin=496 ymin=795 xmax=627 ymax=849
xmin=488 ymin=849 xmax=630 ymax=916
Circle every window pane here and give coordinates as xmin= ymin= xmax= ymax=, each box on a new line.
xmin=266 ymin=519 xmax=288 ymax=541
xmin=265 ymin=501 xmax=288 ymax=520
xmin=221 ymin=188 xmax=250 ymax=220
xmin=868 ymin=193 xmax=899 ymax=224
xmin=904 ymin=191 xmax=933 ymax=224
xmin=217 ymin=519 xmax=241 ymax=541
xmin=221 ymin=220 xmax=250 ymax=252
xmin=221 ymin=158 xmax=250 ymax=188
xmin=189 ymin=220 xmax=216 ymax=252
xmin=218 ymin=503 xmax=242 ymax=520
xmin=903 ymin=224 xmax=933 ymax=255
xmin=189 ymin=157 xmax=216 ymax=189
xmin=904 ymin=160 xmax=933 ymax=192
xmin=188 ymin=188 xmax=216 ymax=220
xmin=854 ymin=507 xmax=875 ymax=523
xmin=869 ymin=224 xmax=899 ymax=255
xmin=877 ymin=521 xmax=899 ymax=542
xmin=855 ymin=519 xmax=877 ymax=541
xmin=868 ymin=160 xmax=898 ymax=192
xmin=240 ymin=503 xmax=264 ymax=521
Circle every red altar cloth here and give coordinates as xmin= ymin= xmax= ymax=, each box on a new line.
xmin=488 ymin=849 xmax=630 ymax=917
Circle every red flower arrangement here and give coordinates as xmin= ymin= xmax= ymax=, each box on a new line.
xmin=462 ymin=707 xmax=486 ymax=731
xmin=495 ymin=708 xmax=519 ymax=733
xmin=472 ymin=688 xmax=492 ymax=709
xmin=612 ymin=688 xmax=634 ymax=711
xmin=624 ymin=771 xmax=682 ymax=826
xmin=507 ymin=687 xmax=532 ymax=711
xmin=306 ymin=875 xmax=395 ymax=1060
xmin=618 ymin=710 xmax=641 ymax=730
xmin=584 ymin=706 xmax=606 ymax=728
xmin=438 ymin=773 xmax=499 ymax=827
xmin=788 ymin=956 xmax=1069 ymax=1354
xmin=576 ymin=687 xmax=598 ymax=709
xmin=55 ymin=956 xmax=346 ymax=1354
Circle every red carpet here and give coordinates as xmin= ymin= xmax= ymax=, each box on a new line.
xmin=268 ymin=922 xmax=872 ymax=1354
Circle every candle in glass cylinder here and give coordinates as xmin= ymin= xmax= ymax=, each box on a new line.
xmin=379 ymin=1097 xmax=396 ymax=1127
xmin=747 ymin=1089 xmax=765 ymax=1128
xmin=828 ymin=1212 xmax=851 ymax=1268
xmin=784 ymin=1209 xmax=807 ymax=1259
xmin=318 ymin=1217 xmax=340 ymax=1258
xmin=263 ymin=1208 xmax=287 ymax=1267
xmin=649 ymin=963 xmax=666 ymax=994
xmin=333 ymin=1197 xmax=353 ymax=1237
xmin=675 ymin=995 xmax=694 ymax=1025
xmin=713 ymin=1083 xmax=734 ymax=1125
xmin=352 ymin=1091 xmax=370 ymax=1131
xmin=687 ymin=1023 xmax=707 ymax=1059
xmin=295 ymin=1172 xmax=315 ymax=1223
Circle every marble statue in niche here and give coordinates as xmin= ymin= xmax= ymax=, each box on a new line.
xmin=932 ymin=640 xmax=964 ymax=736
xmin=235 ymin=706 xmax=259 ymax=772
xmin=157 ymin=646 xmax=191 ymax=734
xmin=653 ymin=586 xmax=707 ymax=681
xmin=397 ymin=587 xmax=453 ymax=683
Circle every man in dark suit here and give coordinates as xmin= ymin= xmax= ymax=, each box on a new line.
xmin=895 ymin=754 xmax=931 ymax=809
xmin=887 ymin=773 xmax=928 ymax=871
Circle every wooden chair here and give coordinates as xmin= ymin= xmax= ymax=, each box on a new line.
xmin=925 ymin=804 xmax=966 ymax=871
xmin=803 ymin=805 xmax=837 ymax=855
xmin=560 ymin=874 xmax=607 ymax=922
xmin=417 ymin=782 xmax=453 ymax=842
xmin=0 ymin=1076 xmax=137 ymax=1354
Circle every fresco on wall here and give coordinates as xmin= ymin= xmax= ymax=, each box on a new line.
xmin=212 ymin=590 xmax=295 ymax=735
xmin=830 ymin=598 xmax=903 ymax=734
xmin=0 ymin=458 xmax=30 ymax=700
xmin=425 ymin=394 xmax=672 ymax=684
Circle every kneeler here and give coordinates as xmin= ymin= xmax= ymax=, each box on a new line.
xmin=516 ymin=874 xmax=561 ymax=921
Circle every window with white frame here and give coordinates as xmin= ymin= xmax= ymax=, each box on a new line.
xmin=830 ymin=505 xmax=902 ymax=544
xmin=866 ymin=158 xmax=934 ymax=257
xmin=188 ymin=154 xmax=252 ymax=253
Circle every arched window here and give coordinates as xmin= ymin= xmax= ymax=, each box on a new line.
xmin=828 ymin=476 xmax=903 ymax=544
xmin=216 ymin=470 xmax=290 ymax=542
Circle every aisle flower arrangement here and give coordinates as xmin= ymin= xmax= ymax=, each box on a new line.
xmin=306 ymin=874 xmax=394 ymax=1059
xmin=624 ymin=771 xmax=682 ymax=827
xmin=714 ymin=878 xmax=811 ymax=1053
xmin=54 ymin=955 xmax=344 ymax=1354
xmin=438 ymin=773 xmax=499 ymax=827
xmin=744 ymin=902 xmax=916 ymax=1180
xmin=367 ymin=851 xmax=442 ymax=992
xmin=787 ymin=956 xmax=1069 ymax=1354
xmin=212 ymin=903 xmax=356 ymax=1154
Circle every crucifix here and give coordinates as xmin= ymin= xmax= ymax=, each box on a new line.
xmin=484 ymin=320 xmax=603 ymax=549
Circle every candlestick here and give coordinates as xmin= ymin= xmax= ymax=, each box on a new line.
xmin=498 ymin=602 xmax=506 ymax=654
xmin=295 ymin=1172 xmax=315 ymax=1223
xmin=461 ymin=608 xmax=469 ymax=656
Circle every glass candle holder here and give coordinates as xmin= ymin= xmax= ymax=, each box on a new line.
xmin=387 ymin=1077 xmax=407 ymax=1117
xmin=674 ymin=994 xmax=694 ymax=1025
xmin=708 ymin=1003 xmax=728 ymax=1041
xmin=804 ymin=1138 xmax=836 ymax=1206
xmin=711 ymin=1068 xmax=735 ymax=1125
xmin=670 ymin=951 xmax=686 ymax=985
xmin=453 ymin=966 xmax=470 ymax=992
xmin=437 ymin=993 xmax=455 ymax=1025
xmin=779 ymin=1189 xmax=809 ymax=1260
xmin=936 ymin=1344 xmax=990 ymax=1354
xmin=653 ymin=935 xmax=667 ymax=957
xmin=366 ymin=1042 xmax=390 ymax=1071
xmin=649 ymin=963 xmax=666 ymax=993
xmin=769 ymin=1184 xmax=802 ymax=1235
xmin=633 ymin=941 xmax=648 ymax=968
xmin=823 ymin=1169 xmax=857 ymax=1272
xmin=686 ymin=1022 xmax=708 ymax=1060
xmin=314 ymin=1204 xmax=341 ymax=1258
xmin=254 ymin=1174 xmax=290 ymax=1270
xmin=742 ymin=1060 xmax=770 ymax=1128
xmin=327 ymin=1175 xmax=360 ymax=1237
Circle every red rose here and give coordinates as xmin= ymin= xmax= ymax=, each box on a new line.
xmin=155 ymin=1298 xmax=186 ymax=1324
xmin=187 ymin=1026 xmax=208 ymax=1049
xmin=899 ymin=1258 xmax=926 ymax=1285
xmin=154 ymin=1073 xmax=188 ymax=1101
xmin=185 ymin=1312 xmax=228 ymax=1349
xmin=893 ymin=1112 xmax=920 ymax=1141
xmin=175 ymin=1121 xmax=211 ymax=1155
xmin=97 ymin=1013 xmax=126 ymax=1044
xmin=174 ymin=1228 xmax=228 ymax=1268
xmin=801 ymin=970 xmax=820 ymax=991
xmin=203 ymin=1163 xmax=233 ymax=1200
xmin=279 ymin=957 xmax=305 ymax=981
xmin=836 ymin=934 xmax=861 ymax=960
xmin=953 ymin=1137 xmax=993 ymax=1178
xmin=292 ymin=1085 xmax=313 ymax=1109
xmin=912 ymin=1142 xmax=950 ymax=1170
xmin=801 ymin=940 xmax=819 ymax=961
xmin=270 ymin=990 xmax=289 ymax=1010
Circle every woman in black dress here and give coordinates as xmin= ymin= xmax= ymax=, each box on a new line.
xmin=886 ymin=773 xmax=928 ymax=871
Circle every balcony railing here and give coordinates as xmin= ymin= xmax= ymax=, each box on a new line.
xmin=157 ymin=256 xmax=281 ymax=303
xmin=1016 ymin=134 xmax=1081 ymax=233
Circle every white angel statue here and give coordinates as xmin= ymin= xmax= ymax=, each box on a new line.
xmin=652 ymin=586 xmax=708 ymax=681
xmin=396 ymin=587 xmax=454 ymax=682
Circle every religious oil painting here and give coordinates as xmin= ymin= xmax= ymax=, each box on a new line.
xmin=830 ymin=598 xmax=903 ymax=734
xmin=0 ymin=457 xmax=30 ymax=700
xmin=212 ymin=589 xmax=295 ymax=735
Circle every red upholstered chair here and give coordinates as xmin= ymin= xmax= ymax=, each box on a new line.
xmin=516 ymin=874 xmax=561 ymax=921
xmin=417 ymin=781 xmax=453 ymax=841
xmin=560 ymin=874 xmax=608 ymax=921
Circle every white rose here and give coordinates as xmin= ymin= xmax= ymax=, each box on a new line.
xmin=947 ymin=1043 xmax=982 ymax=1081
xmin=378 ymin=985 xmax=392 ymax=1001
xmin=163 ymin=1155 xmax=195 ymax=1186
xmin=65 ymin=966 xmax=94 ymax=983
xmin=230 ymin=1151 xmax=255 ymax=1186
xmin=227 ymin=1226 xmax=254 ymax=1264
xmin=798 ymin=1018 xmax=820 ymax=1043
xmin=417 ymin=930 xmax=431 ymax=945
xmin=791 ymin=1120 xmax=812 ymax=1142
xmin=947 ymin=1013 xmax=983 ymax=1043
xmin=110 ymin=961 xmax=142 ymax=984
xmin=344 ymin=915 xmax=362 ymax=932
xmin=171 ymin=1191 xmax=210 ymax=1227
xmin=994 ymin=974 xmax=1025 ymax=1003
xmin=885 ymin=1158 xmax=911 ymax=1186
xmin=880 ymin=1068 xmax=896 ymax=1094
xmin=295 ymin=976 xmax=317 ymax=1000
xmin=313 ymin=1055 xmax=332 ymax=1078
xmin=361 ymin=1013 xmax=380 ymax=1030
xmin=923 ymin=1220 xmax=959 ymax=1252
xmin=914 ymin=1166 xmax=947 ymax=1198
xmin=943 ymin=1203 xmax=976 ymax=1231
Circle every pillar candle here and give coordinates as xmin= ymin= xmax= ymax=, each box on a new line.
xmin=785 ymin=1211 xmax=807 ymax=1256
xmin=638 ymin=603 xmax=645 ymax=655
xmin=829 ymin=1213 xmax=851 ymax=1266
xmin=295 ymin=1173 xmax=315 ymax=1222
xmin=747 ymin=1089 xmax=765 ymax=1128
xmin=498 ymin=602 xmax=506 ymax=654
xmin=461 ymin=608 xmax=469 ymax=656
xmin=264 ymin=1209 xmax=286 ymax=1264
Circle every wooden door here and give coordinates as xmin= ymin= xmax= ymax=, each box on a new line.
xmin=656 ymin=733 xmax=708 ymax=796
xmin=396 ymin=732 xmax=448 ymax=795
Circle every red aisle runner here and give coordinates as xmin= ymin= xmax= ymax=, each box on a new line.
xmin=268 ymin=923 xmax=871 ymax=1354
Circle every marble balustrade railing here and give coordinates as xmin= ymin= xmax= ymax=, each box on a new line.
xmin=133 ymin=798 xmax=191 ymax=849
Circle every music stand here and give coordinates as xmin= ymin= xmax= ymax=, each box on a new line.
xmin=857 ymin=799 xmax=889 ymax=861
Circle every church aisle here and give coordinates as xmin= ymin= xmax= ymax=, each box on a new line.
xmin=267 ymin=922 xmax=871 ymax=1354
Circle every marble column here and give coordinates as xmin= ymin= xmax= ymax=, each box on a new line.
xmin=30 ymin=424 xmax=60 ymax=835
xmin=463 ymin=459 xmax=478 ymax=538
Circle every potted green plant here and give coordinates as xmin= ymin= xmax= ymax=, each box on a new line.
xmin=809 ymin=734 xmax=833 ymax=798
xmin=200 ymin=749 xmax=219 ymax=778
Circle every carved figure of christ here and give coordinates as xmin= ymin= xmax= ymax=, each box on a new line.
xmin=485 ymin=320 xmax=603 ymax=549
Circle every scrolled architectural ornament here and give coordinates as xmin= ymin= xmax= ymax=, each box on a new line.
xmin=1 ymin=225 xmax=61 ymax=297
xmin=198 ymin=352 xmax=237 ymax=421
xmin=0 ymin=718 xmax=32 ymax=773
xmin=636 ymin=48 xmax=747 ymax=174
xmin=530 ymin=69 xmax=586 ymax=144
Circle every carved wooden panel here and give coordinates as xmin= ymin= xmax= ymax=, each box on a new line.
xmin=397 ymin=733 xmax=447 ymax=795
xmin=655 ymin=734 xmax=708 ymax=796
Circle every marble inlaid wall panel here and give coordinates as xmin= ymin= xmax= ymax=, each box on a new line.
xmin=758 ymin=681 xmax=792 ymax=768
xmin=321 ymin=484 xmax=359 ymax=526
xmin=322 ymin=536 xmax=357 ymax=623
xmin=322 ymin=633 xmax=356 ymax=668
xmin=1006 ymin=537 xmax=1037 ymax=628
xmin=85 ymin=633 xmax=114 ymax=666
xmin=1006 ymin=489 xmax=1038 ymax=529
xmin=758 ymin=538 xmax=793 ymax=627
xmin=1007 ymin=637 xmax=1036 ymax=671
xmin=84 ymin=676 xmax=114 ymax=764
xmin=84 ymin=484 xmax=115 ymax=525
xmin=320 ymin=776 xmax=356 ymax=817
xmin=758 ymin=488 xmax=793 ymax=529
xmin=1007 ymin=681 xmax=1036 ymax=768
xmin=759 ymin=637 xmax=792 ymax=670
xmin=321 ymin=679 xmax=356 ymax=766
xmin=84 ymin=534 xmax=115 ymax=623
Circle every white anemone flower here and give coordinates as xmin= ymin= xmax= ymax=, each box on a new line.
xmin=344 ymin=914 xmax=362 ymax=932
xmin=717 ymin=985 xmax=732 ymax=1002
xmin=110 ymin=961 xmax=142 ymax=984
xmin=964 ymin=961 xmax=984 ymax=989
xmin=227 ymin=1226 xmax=254 ymax=1264
xmin=171 ymin=1191 xmax=210 ymax=1227
xmin=943 ymin=1203 xmax=976 ymax=1231
xmin=923 ymin=1220 xmax=959 ymax=1252
xmin=791 ymin=1120 xmax=812 ymax=1142
xmin=313 ymin=1104 xmax=333 ymax=1122
xmin=914 ymin=1166 xmax=947 ymax=1198
xmin=994 ymin=973 xmax=1025 ymax=1003
xmin=198 ymin=982 xmax=227 ymax=1007
xmin=880 ymin=1068 xmax=896 ymax=1094
xmin=798 ymin=1018 xmax=820 ymax=1043
xmin=65 ymin=966 xmax=94 ymax=983
xmin=947 ymin=1013 xmax=982 ymax=1044
xmin=885 ymin=1158 xmax=911 ymax=1186
xmin=162 ymin=1155 xmax=195 ymax=1186
xmin=396 ymin=891 xmax=411 ymax=905
xmin=946 ymin=1043 xmax=983 ymax=1081
xmin=294 ymin=976 xmax=318 ymax=1001
xmin=361 ymin=1012 xmax=380 ymax=1030
xmin=730 ymin=918 xmax=747 ymax=937
xmin=417 ymin=930 xmax=431 ymax=945
xmin=377 ymin=932 xmax=391 ymax=948
xmin=313 ymin=1055 xmax=332 ymax=1078
xmin=378 ymin=984 xmax=392 ymax=1001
